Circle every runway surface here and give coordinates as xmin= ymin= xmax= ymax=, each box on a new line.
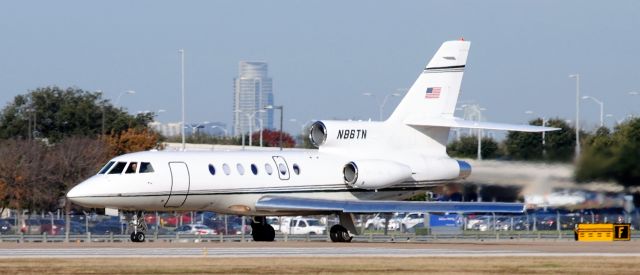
xmin=0 ymin=241 xmax=638 ymax=258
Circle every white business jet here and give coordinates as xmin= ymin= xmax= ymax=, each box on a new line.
xmin=67 ymin=39 xmax=558 ymax=242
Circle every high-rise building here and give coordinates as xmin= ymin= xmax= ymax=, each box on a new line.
xmin=233 ymin=61 xmax=274 ymax=136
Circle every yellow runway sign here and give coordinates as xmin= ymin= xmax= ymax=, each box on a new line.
xmin=575 ymin=223 xmax=631 ymax=242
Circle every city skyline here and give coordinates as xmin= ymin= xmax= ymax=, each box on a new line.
xmin=1 ymin=1 xmax=639 ymax=135
xmin=233 ymin=61 xmax=274 ymax=136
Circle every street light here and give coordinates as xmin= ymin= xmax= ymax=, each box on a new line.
xmin=569 ymin=74 xmax=581 ymax=159
xmin=234 ymin=109 xmax=246 ymax=150
xmin=211 ymin=125 xmax=228 ymax=137
xmin=179 ymin=49 xmax=186 ymax=151
xmin=115 ymin=90 xmax=136 ymax=107
xmin=461 ymin=104 xmax=485 ymax=160
xmin=525 ymin=110 xmax=547 ymax=157
xmin=582 ymin=95 xmax=604 ymax=128
xmin=245 ymin=110 xmax=265 ymax=147
xmin=264 ymin=105 xmax=284 ymax=150
xmin=362 ymin=91 xmax=402 ymax=121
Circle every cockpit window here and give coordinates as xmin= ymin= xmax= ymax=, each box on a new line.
xmin=140 ymin=162 xmax=154 ymax=173
xmin=98 ymin=161 xmax=115 ymax=174
xmin=109 ymin=162 xmax=127 ymax=174
xmin=125 ymin=162 xmax=138 ymax=174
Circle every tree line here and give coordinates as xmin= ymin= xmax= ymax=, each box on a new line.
xmin=447 ymin=117 xmax=640 ymax=188
xmin=0 ymin=87 xmax=161 ymax=216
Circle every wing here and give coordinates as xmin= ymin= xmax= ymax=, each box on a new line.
xmin=255 ymin=195 xmax=525 ymax=214
xmin=405 ymin=116 xmax=559 ymax=132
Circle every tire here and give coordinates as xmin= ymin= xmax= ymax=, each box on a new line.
xmin=252 ymin=223 xmax=275 ymax=242
xmin=130 ymin=232 xmax=137 ymax=242
xmin=135 ymin=232 xmax=146 ymax=242
xmin=264 ymin=224 xmax=275 ymax=242
xmin=330 ymin=225 xmax=352 ymax=243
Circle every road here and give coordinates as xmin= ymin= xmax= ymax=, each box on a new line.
xmin=0 ymin=240 xmax=638 ymax=258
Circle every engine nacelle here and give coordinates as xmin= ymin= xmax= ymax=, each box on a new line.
xmin=343 ymin=160 xmax=413 ymax=190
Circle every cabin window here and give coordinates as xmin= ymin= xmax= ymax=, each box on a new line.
xmin=292 ymin=164 xmax=300 ymax=175
xmin=208 ymin=164 xmax=216 ymax=175
xmin=223 ymin=164 xmax=231 ymax=175
xmin=125 ymin=162 xmax=139 ymax=174
xmin=278 ymin=163 xmax=287 ymax=175
xmin=250 ymin=164 xmax=258 ymax=175
xmin=265 ymin=163 xmax=273 ymax=175
xmin=108 ymin=162 xmax=127 ymax=174
xmin=237 ymin=163 xmax=245 ymax=175
xmin=98 ymin=161 xmax=115 ymax=174
xmin=140 ymin=162 xmax=154 ymax=173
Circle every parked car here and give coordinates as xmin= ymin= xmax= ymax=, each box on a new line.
xmin=161 ymin=213 xmax=192 ymax=227
xmin=364 ymin=214 xmax=399 ymax=231
xmin=174 ymin=224 xmax=217 ymax=235
xmin=0 ymin=219 xmax=14 ymax=234
xmin=281 ymin=217 xmax=325 ymax=235
xmin=91 ymin=220 xmax=126 ymax=235
xmin=20 ymin=219 xmax=43 ymax=234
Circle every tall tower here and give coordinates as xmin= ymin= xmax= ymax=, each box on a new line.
xmin=233 ymin=61 xmax=274 ymax=136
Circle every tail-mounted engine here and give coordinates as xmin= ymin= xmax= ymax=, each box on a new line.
xmin=342 ymin=160 xmax=413 ymax=190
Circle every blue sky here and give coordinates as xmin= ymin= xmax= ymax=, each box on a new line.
xmin=1 ymin=1 xmax=639 ymax=134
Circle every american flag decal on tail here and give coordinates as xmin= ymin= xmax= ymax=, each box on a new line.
xmin=425 ymin=87 xmax=441 ymax=99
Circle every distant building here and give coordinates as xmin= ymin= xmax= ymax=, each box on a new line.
xmin=149 ymin=121 xmax=228 ymax=137
xmin=149 ymin=121 xmax=182 ymax=137
xmin=233 ymin=61 xmax=274 ymax=136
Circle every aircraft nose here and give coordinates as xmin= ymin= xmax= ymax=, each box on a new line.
xmin=67 ymin=183 xmax=86 ymax=201
xmin=67 ymin=177 xmax=98 ymax=202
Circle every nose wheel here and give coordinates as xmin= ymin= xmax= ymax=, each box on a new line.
xmin=126 ymin=211 xmax=148 ymax=243
xmin=130 ymin=231 xmax=146 ymax=242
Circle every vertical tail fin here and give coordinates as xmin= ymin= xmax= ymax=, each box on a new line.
xmin=388 ymin=40 xmax=470 ymax=123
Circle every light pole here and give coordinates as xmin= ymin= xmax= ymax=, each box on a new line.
xmin=96 ymin=89 xmax=106 ymax=135
xmin=605 ymin=114 xmax=616 ymax=126
xmin=569 ymin=74 xmax=580 ymax=159
xmin=115 ymin=90 xmax=136 ymax=107
xmin=234 ymin=109 xmax=245 ymax=150
xmin=582 ymin=95 xmax=604 ymax=128
xmin=462 ymin=104 xmax=485 ymax=160
xmin=362 ymin=91 xmax=402 ymax=121
xmin=265 ymin=105 xmax=284 ymax=150
xmin=211 ymin=125 xmax=228 ymax=137
xmin=179 ymin=49 xmax=186 ymax=151
xmin=525 ymin=110 xmax=547 ymax=157
xmin=257 ymin=118 xmax=264 ymax=147
xmin=243 ymin=110 xmax=265 ymax=147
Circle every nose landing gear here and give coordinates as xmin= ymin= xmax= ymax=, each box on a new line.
xmin=126 ymin=211 xmax=148 ymax=243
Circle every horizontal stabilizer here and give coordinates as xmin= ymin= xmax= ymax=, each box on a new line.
xmin=405 ymin=116 xmax=559 ymax=132
xmin=256 ymin=196 xmax=525 ymax=214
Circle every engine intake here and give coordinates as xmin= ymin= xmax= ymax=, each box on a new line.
xmin=343 ymin=160 xmax=413 ymax=190
xmin=309 ymin=121 xmax=327 ymax=147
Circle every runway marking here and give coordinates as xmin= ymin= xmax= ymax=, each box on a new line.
xmin=0 ymin=247 xmax=639 ymax=258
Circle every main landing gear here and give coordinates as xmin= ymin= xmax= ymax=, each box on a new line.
xmin=126 ymin=211 xmax=148 ymax=243
xmin=329 ymin=225 xmax=353 ymax=243
xmin=251 ymin=216 xmax=275 ymax=242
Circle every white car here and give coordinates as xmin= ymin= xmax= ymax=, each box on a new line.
xmin=365 ymin=214 xmax=400 ymax=231
xmin=174 ymin=224 xmax=217 ymax=235
xmin=280 ymin=217 xmax=326 ymax=235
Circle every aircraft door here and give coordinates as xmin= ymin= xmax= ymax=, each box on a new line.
xmin=165 ymin=162 xmax=190 ymax=208
xmin=272 ymin=156 xmax=290 ymax=180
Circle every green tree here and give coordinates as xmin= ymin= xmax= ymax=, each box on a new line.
xmin=504 ymin=118 xmax=576 ymax=162
xmin=0 ymin=86 xmax=154 ymax=142
xmin=447 ymin=136 xmax=500 ymax=159
xmin=577 ymin=118 xmax=640 ymax=188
